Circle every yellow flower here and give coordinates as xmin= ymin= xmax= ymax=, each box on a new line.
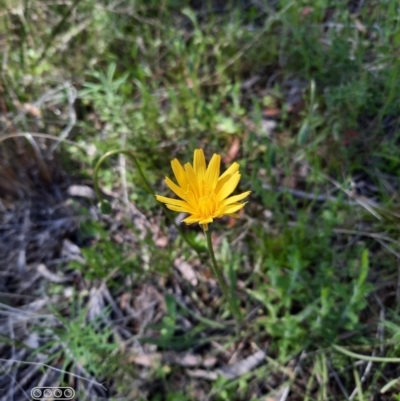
xmin=156 ymin=149 xmax=250 ymax=231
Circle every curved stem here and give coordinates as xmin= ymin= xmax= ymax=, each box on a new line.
xmin=93 ymin=149 xmax=205 ymax=257
xmin=332 ymin=344 xmax=400 ymax=363
xmin=204 ymin=229 xmax=241 ymax=324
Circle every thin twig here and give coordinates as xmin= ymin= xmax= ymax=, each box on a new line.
xmin=0 ymin=358 xmax=106 ymax=390
xmin=49 ymin=83 xmax=77 ymax=152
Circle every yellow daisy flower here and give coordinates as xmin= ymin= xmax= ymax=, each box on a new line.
xmin=156 ymin=149 xmax=250 ymax=231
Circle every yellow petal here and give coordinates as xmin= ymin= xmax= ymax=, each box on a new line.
xmin=182 ymin=215 xmax=200 ymax=224
xmin=165 ymin=204 xmax=191 ymax=213
xmin=202 ymin=223 xmax=209 ymax=231
xmin=184 ymin=163 xmax=200 ymax=199
xmin=156 ymin=196 xmax=197 ymax=213
xmin=222 ymin=191 xmax=251 ymax=206
xmin=165 ymin=177 xmax=189 ymax=201
xmin=156 ymin=195 xmax=188 ymax=207
xmin=171 ymin=159 xmax=189 ymax=189
xmin=199 ymin=216 xmax=213 ymax=224
xmin=219 ymin=162 xmax=239 ymax=181
xmin=214 ymin=174 xmax=232 ymax=194
xmin=193 ymin=149 xmax=206 ymax=180
xmin=224 ymin=202 xmax=247 ymax=214
xmin=217 ymin=172 xmax=241 ymax=201
xmin=205 ymin=154 xmax=221 ymax=190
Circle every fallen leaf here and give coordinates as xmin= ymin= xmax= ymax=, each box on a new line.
xmin=62 ymin=239 xmax=85 ymax=263
xmin=354 ymin=19 xmax=367 ymax=33
xmin=22 ymin=103 xmax=42 ymax=118
xmin=37 ymin=264 xmax=69 ymax=283
xmin=186 ymin=78 xmax=193 ymax=89
xmin=187 ymin=350 xmax=266 ymax=381
xmin=202 ymin=356 xmax=217 ymax=368
xmin=263 ymin=108 xmax=281 ymax=117
xmin=120 ymin=293 xmax=131 ymax=310
xmin=155 ymin=236 xmax=168 ymax=248
xmin=164 ymin=352 xmax=202 ymax=367
xmin=301 ymin=7 xmax=313 ymax=16
xmin=129 ymin=353 xmax=161 ymax=367
xmin=174 ymin=258 xmax=198 ymax=286
xmin=223 ymin=137 xmax=240 ymax=163
xmin=67 ymin=185 xmax=95 ymax=199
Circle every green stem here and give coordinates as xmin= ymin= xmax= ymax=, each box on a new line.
xmin=204 ymin=229 xmax=241 ymax=324
xmin=93 ymin=149 xmax=205 ymax=258
xmin=332 ymin=344 xmax=400 ymax=363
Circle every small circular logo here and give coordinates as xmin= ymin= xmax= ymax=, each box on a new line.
xmin=31 ymin=388 xmax=42 ymax=398
xmin=64 ymin=388 xmax=74 ymax=398
xmin=31 ymin=386 xmax=75 ymax=399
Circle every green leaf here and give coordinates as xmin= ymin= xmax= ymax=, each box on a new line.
xmin=298 ymin=120 xmax=310 ymax=145
xmin=99 ymin=200 xmax=112 ymax=214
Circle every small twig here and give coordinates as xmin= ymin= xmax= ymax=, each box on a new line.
xmin=262 ymin=183 xmax=380 ymax=210
xmin=315 ymin=170 xmax=382 ymax=220
xmin=375 ymin=238 xmax=400 ymax=260
xmin=333 ymin=228 xmax=398 ymax=244
xmin=328 ymin=359 xmax=350 ymax=400
xmin=0 ymin=132 xmax=83 ymax=148
xmin=49 ymin=84 xmax=77 ymax=152
xmin=36 ymin=264 xmax=69 ymax=283
xmin=0 ymin=358 xmax=106 ymax=390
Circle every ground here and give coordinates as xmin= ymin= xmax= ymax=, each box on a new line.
xmin=1 ymin=1 xmax=400 ymax=400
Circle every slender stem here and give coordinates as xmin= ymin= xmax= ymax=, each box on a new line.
xmin=93 ymin=149 xmax=206 ymax=258
xmin=204 ymin=229 xmax=241 ymax=324
xmin=332 ymin=344 xmax=400 ymax=363
xmin=205 ymin=230 xmax=229 ymax=299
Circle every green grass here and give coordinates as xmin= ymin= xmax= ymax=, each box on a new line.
xmin=1 ymin=0 xmax=400 ymax=399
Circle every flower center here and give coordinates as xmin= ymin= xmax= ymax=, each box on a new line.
xmin=198 ymin=193 xmax=217 ymax=217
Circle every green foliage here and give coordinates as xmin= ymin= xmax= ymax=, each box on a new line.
xmin=247 ymin=214 xmax=372 ymax=359
xmin=69 ymin=219 xmax=140 ymax=281
xmin=3 ymin=0 xmax=400 ymax=399
xmin=32 ymin=298 xmax=122 ymax=381
xmin=142 ymin=295 xmax=208 ymax=350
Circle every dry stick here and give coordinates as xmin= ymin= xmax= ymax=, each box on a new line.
xmin=302 ymin=165 xmax=382 ymax=220
xmin=49 ymin=84 xmax=77 ymax=152
xmin=324 ymin=179 xmax=381 ymax=220
xmin=328 ymin=359 xmax=350 ymax=400
xmin=0 ymin=358 xmax=106 ymax=390
xmin=333 ymin=228 xmax=398 ymax=245
xmin=6 ymin=82 xmax=74 ymax=135
xmin=0 ymin=132 xmax=83 ymax=148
